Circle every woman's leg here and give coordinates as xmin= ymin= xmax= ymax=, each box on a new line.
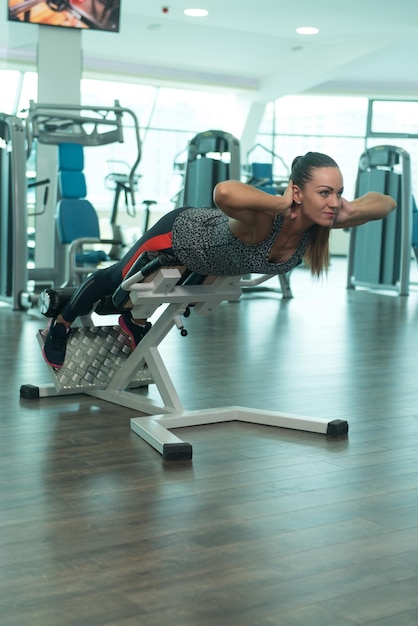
xmin=42 ymin=206 xmax=188 ymax=368
xmin=60 ymin=206 xmax=188 ymax=324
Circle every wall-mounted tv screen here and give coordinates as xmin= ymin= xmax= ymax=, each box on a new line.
xmin=8 ymin=0 xmax=121 ymax=33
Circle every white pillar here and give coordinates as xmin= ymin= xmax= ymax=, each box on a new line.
xmin=238 ymin=98 xmax=268 ymax=167
xmin=34 ymin=26 xmax=82 ymax=271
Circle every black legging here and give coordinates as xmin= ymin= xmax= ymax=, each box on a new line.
xmin=60 ymin=206 xmax=188 ymax=323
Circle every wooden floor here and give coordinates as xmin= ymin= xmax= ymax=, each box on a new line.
xmin=2 ymin=258 xmax=418 ymax=625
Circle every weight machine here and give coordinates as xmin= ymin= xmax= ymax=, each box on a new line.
xmin=0 ymin=113 xmax=30 ymax=310
xmin=0 ymin=100 xmax=142 ymax=309
xmin=21 ymin=257 xmax=348 ymax=461
xmin=174 ymin=129 xmax=241 ymax=210
xmin=346 ymin=145 xmax=412 ymax=296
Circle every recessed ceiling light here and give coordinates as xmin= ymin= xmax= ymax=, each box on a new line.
xmin=296 ymin=26 xmax=319 ymax=35
xmin=184 ymin=8 xmax=209 ymax=17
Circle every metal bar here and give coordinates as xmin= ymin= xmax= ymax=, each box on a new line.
xmin=130 ymin=407 xmax=348 ymax=460
xmin=0 ymin=115 xmax=29 ymax=309
xmin=398 ymin=149 xmax=412 ymax=296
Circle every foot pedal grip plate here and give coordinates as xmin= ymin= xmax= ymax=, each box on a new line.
xmin=38 ymin=325 xmax=152 ymax=391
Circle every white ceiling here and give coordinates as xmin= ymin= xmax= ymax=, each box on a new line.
xmin=3 ymin=0 xmax=418 ymax=101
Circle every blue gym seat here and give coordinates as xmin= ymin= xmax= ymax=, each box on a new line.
xmin=56 ymin=143 xmax=116 ymax=286
xmin=248 ymin=162 xmax=277 ymax=195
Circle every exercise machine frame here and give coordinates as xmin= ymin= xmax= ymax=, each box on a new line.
xmin=346 ymin=145 xmax=412 ymax=296
xmin=0 ymin=101 xmax=142 ymax=309
xmin=21 ymin=265 xmax=348 ymax=461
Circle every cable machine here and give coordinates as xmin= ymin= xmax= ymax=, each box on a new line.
xmin=0 ymin=114 xmax=29 ymax=310
xmin=346 ymin=145 xmax=412 ymax=296
xmin=0 ymin=100 xmax=142 ymax=310
xmin=180 ymin=129 xmax=241 ymax=208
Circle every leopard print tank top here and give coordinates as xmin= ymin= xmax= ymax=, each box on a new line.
xmin=172 ymin=207 xmax=310 ymax=276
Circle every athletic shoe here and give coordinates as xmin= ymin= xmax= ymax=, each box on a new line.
xmin=118 ymin=314 xmax=152 ymax=349
xmin=42 ymin=319 xmax=69 ymax=369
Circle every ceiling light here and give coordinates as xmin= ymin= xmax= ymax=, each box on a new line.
xmin=296 ymin=26 xmax=319 ymax=35
xmin=184 ymin=8 xmax=209 ymax=17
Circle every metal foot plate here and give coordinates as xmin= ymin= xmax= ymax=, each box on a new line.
xmin=38 ymin=325 xmax=152 ymax=391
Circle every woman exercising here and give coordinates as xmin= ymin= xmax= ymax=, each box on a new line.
xmin=42 ymin=151 xmax=396 ymax=369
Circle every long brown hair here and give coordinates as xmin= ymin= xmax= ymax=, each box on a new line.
xmin=291 ymin=152 xmax=339 ymax=278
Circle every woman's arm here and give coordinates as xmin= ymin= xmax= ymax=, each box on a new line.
xmin=333 ymin=192 xmax=397 ymax=229
xmin=213 ymin=180 xmax=295 ymax=226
